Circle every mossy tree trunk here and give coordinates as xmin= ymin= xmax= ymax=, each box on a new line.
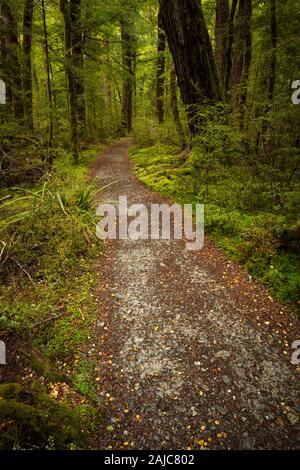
xmin=159 ymin=0 xmax=222 ymax=136
xmin=156 ymin=9 xmax=166 ymax=124
xmin=224 ymin=0 xmax=238 ymax=95
xmin=0 ymin=0 xmax=24 ymax=120
xmin=170 ymin=65 xmax=186 ymax=149
xmin=268 ymin=0 xmax=277 ymax=104
xmin=230 ymin=0 xmax=252 ymax=128
xmin=120 ymin=18 xmax=135 ymax=133
xmin=41 ymin=0 xmax=54 ymax=152
xmin=70 ymin=0 xmax=86 ymax=134
xmin=60 ymin=0 xmax=79 ymax=163
xmin=23 ymin=0 xmax=34 ymax=130
xmin=215 ymin=0 xmax=230 ymax=89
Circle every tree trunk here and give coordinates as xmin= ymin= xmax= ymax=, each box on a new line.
xmin=224 ymin=0 xmax=238 ymax=94
xmin=121 ymin=19 xmax=134 ymax=133
xmin=0 ymin=1 xmax=13 ymax=116
xmin=159 ymin=0 xmax=222 ymax=135
xmin=268 ymin=0 xmax=277 ymax=103
xmin=256 ymin=0 xmax=278 ymax=154
xmin=0 ymin=0 xmax=24 ymax=120
xmin=0 ymin=20 xmax=12 ymax=115
xmin=156 ymin=9 xmax=166 ymax=124
xmin=23 ymin=0 xmax=34 ymax=130
xmin=230 ymin=0 xmax=252 ymax=128
xmin=215 ymin=0 xmax=229 ymax=87
xmin=60 ymin=0 xmax=79 ymax=163
xmin=41 ymin=0 xmax=54 ymax=152
xmin=70 ymin=0 xmax=86 ymax=133
xmin=170 ymin=66 xmax=186 ymax=149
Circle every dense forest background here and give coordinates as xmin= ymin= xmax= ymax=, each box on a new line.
xmin=1 ymin=0 xmax=299 ymax=305
xmin=0 ymin=0 xmax=300 ymax=450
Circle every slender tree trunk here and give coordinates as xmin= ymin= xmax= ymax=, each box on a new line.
xmin=41 ymin=0 xmax=54 ymax=152
xmin=156 ymin=9 xmax=166 ymax=124
xmin=0 ymin=0 xmax=24 ymax=120
xmin=70 ymin=0 xmax=86 ymax=133
xmin=103 ymin=76 xmax=112 ymax=127
xmin=170 ymin=66 xmax=186 ymax=149
xmin=23 ymin=0 xmax=34 ymax=130
xmin=60 ymin=0 xmax=79 ymax=163
xmin=215 ymin=0 xmax=229 ymax=87
xmin=256 ymin=0 xmax=278 ymax=154
xmin=0 ymin=1 xmax=13 ymax=116
xmin=224 ymin=0 xmax=238 ymax=94
xmin=121 ymin=19 xmax=134 ymax=133
xmin=268 ymin=0 xmax=277 ymax=103
xmin=159 ymin=0 xmax=222 ymax=136
xmin=230 ymin=0 xmax=252 ymax=128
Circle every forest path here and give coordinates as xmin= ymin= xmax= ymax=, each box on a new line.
xmin=91 ymin=139 xmax=300 ymax=450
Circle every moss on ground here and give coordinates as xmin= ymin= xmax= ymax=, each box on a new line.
xmin=0 ymin=144 xmax=107 ymax=449
xmin=0 ymin=383 xmax=97 ymax=450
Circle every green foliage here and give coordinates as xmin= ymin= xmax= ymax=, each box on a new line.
xmin=0 ymin=145 xmax=104 ymax=449
xmin=130 ymin=144 xmax=180 ymax=197
xmin=0 ymin=147 xmax=104 ymax=279
xmin=130 ymin=124 xmax=300 ymax=310
xmin=0 ymin=383 xmax=98 ymax=450
xmin=132 ymin=116 xmax=188 ymax=149
xmin=72 ymin=359 xmax=99 ymax=403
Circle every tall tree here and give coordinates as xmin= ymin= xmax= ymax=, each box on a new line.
xmin=230 ymin=0 xmax=252 ymax=127
xmin=255 ymin=0 xmax=278 ymax=155
xmin=215 ymin=0 xmax=229 ymax=87
xmin=120 ymin=17 xmax=135 ymax=133
xmin=224 ymin=0 xmax=238 ymax=94
xmin=60 ymin=0 xmax=79 ymax=163
xmin=268 ymin=0 xmax=277 ymax=103
xmin=156 ymin=9 xmax=166 ymax=124
xmin=0 ymin=0 xmax=24 ymax=120
xmin=23 ymin=0 xmax=34 ymax=129
xmin=159 ymin=0 xmax=222 ymax=135
xmin=170 ymin=65 xmax=186 ymax=149
xmin=41 ymin=0 xmax=54 ymax=150
xmin=70 ymin=0 xmax=86 ymax=133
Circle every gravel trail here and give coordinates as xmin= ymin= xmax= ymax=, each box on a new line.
xmin=91 ymin=139 xmax=300 ymax=450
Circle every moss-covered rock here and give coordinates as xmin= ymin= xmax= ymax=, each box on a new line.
xmin=0 ymin=383 xmax=98 ymax=450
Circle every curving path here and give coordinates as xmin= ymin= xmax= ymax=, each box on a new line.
xmin=90 ymin=139 xmax=300 ymax=450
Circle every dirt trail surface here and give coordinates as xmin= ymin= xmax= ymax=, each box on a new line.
xmin=91 ymin=139 xmax=300 ymax=450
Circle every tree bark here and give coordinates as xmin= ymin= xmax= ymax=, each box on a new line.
xmin=0 ymin=0 xmax=24 ymax=120
xmin=60 ymin=0 xmax=79 ymax=163
xmin=159 ymin=0 xmax=222 ymax=135
xmin=156 ymin=9 xmax=166 ymax=124
xmin=256 ymin=0 xmax=278 ymax=152
xmin=224 ymin=0 xmax=238 ymax=94
xmin=170 ymin=65 xmax=186 ymax=149
xmin=41 ymin=0 xmax=54 ymax=151
xmin=230 ymin=0 xmax=252 ymax=128
xmin=121 ymin=19 xmax=135 ymax=133
xmin=23 ymin=0 xmax=34 ymax=129
xmin=70 ymin=0 xmax=86 ymax=133
xmin=268 ymin=0 xmax=277 ymax=103
xmin=215 ymin=0 xmax=229 ymax=87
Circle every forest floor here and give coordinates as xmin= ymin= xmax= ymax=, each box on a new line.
xmin=91 ymin=139 xmax=300 ymax=450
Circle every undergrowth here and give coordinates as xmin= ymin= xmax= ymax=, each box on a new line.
xmin=130 ymin=136 xmax=300 ymax=311
xmin=0 ymin=144 xmax=106 ymax=449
